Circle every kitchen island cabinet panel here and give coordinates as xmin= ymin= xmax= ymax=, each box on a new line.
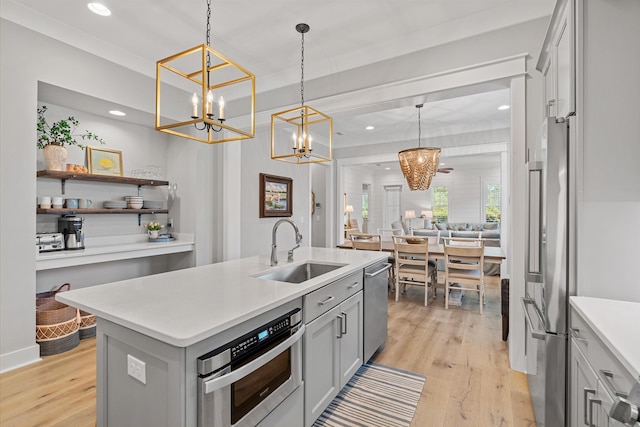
xmin=303 ymin=304 xmax=341 ymax=427
xmin=303 ymin=291 xmax=363 ymax=427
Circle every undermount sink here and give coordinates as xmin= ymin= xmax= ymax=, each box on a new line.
xmin=257 ymin=262 xmax=346 ymax=284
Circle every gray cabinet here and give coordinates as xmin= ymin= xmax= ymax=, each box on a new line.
xmin=570 ymin=338 xmax=599 ymax=427
xmin=303 ymin=291 xmax=363 ymax=427
xmin=537 ymin=0 xmax=575 ymax=119
xmin=570 ymin=307 xmax=636 ymax=427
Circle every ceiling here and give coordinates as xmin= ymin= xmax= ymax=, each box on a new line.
xmin=3 ymin=0 xmax=554 ymax=151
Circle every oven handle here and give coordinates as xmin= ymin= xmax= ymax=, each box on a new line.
xmin=203 ymin=323 xmax=305 ymax=395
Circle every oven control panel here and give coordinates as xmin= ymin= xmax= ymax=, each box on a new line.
xmin=231 ymin=315 xmax=291 ymax=359
xmin=198 ymin=308 xmax=301 ymax=375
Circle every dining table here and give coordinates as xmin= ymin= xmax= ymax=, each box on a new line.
xmin=337 ymin=236 xmax=506 ymax=265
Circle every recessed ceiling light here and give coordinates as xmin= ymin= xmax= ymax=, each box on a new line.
xmin=498 ymin=105 xmax=510 ymax=110
xmin=109 ymin=110 xmax=126 ymax=116
xmin=385 ymin=167 xmax=390 ymax=170
xmin=365 ymin=125 xmax=374 ymax=130
xmin=88 ymin=3 xmax=111 ymax=16
xmin=439 ymin=162 xmax=445 ymax=166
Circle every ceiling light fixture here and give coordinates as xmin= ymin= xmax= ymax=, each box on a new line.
xmin=109 ymin=110 xmax=126 ymax=116
xmin=155 ymin=0 xmax=255 ymax=144
xmin=398 ymin=104 xmax=441 ymax=191
xmin=87 ymin=3 xmax=111 ymax=16
xmin=365 ymin=126 xmax=374 ymax=130
xmin=498 ymin=105 xmax=510 ymax=110
xmin=271 ymin=23 xmax=332 ymax=164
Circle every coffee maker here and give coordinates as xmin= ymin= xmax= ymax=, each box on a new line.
xmin=58 ymin=215 xmax=85 ymax=250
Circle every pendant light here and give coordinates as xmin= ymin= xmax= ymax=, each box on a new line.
xmin=155 ymin=0 xmax=255 ymax=144
xmin=271 ymin=23 xmax=332 ymax=164
xmin=398 ymin=104 xmax=441 ymax=190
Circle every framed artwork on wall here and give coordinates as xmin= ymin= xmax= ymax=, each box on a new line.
xmin=87 ymin=146 xmax=123 ymax=176
xmin=260 ymin=173 xmax=292 ymax=217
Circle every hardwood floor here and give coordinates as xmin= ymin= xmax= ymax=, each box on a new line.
xmin=375 ymin=277 xmax=536 ymax=427
xmin=0 ymin=278 xmax=535 ymax=427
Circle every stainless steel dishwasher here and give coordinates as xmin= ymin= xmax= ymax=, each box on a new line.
xmin=363 ymin=261 xmax=391 ymax=361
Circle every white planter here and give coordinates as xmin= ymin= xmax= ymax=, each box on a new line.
xmin=148 ymin=230 xmax=160 ymax=239
xmin=43 ymin=144 xmax=68 ymax=171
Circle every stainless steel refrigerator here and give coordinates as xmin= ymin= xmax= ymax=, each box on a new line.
xmin=523 ymin=116 xmax=576 ymax=427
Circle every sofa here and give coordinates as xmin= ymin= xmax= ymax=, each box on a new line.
xmin=400 ymin=219 xmax=501 ymax=276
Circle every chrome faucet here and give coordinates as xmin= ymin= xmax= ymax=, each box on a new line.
xmin=271 ymin=219 xmax=303 ymax=266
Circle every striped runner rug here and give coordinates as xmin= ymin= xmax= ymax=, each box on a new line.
xmin=312 ymin=361 xmax=426 ymax=427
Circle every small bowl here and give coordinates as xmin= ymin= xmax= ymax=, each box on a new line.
xmin=128 ymin=203 xmax=143 ymax=209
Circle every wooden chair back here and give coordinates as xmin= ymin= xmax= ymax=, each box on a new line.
xmin=350 ymin=233 xmax=382 ymax=251
xmin=392 ymin=236 xmax=437 ymax=306
xmin=442 ymin=237 xmax=486 ymax=313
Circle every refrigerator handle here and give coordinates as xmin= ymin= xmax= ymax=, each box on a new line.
xmin=522 ymin=297 xmax=547 ymax=340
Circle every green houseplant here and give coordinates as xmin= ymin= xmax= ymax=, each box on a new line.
xmin=37 ymin=105 xmax=106 ymax=171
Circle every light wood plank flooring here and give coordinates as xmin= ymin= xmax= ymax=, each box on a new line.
xmin=0 ymin=277 xmax=535 ymax=427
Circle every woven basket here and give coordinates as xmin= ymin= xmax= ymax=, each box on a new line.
xmin=79 ymin=309 xmax=96 ymax=339
xmin=36 ymin=283 xmax=71 ymax=307
xmin=36 ymin=284 xmax=80 ymax=356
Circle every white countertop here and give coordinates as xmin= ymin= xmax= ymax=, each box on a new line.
xmin=570 ymin=296 xmax=640 ymax=379
xmin=36 ymin=233 xmax=194 ymax=270
xmin=56 ymin=247 xmax=388 ymax=347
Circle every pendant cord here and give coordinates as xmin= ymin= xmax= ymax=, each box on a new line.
xmin=300 ymin=31 xmax=305 ymax=108
xmin=206 ymin=0 xmax=211 ymax=87
xmin=417 ymin=104 xmax=422 ymax=148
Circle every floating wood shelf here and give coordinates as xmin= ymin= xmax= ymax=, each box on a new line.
xmin=36 ymin=208 xmax=169 ymax=215
xmin=37 ymin=170 xmax=169 ymax=187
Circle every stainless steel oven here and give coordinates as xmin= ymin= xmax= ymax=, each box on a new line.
xmin=197 ymin=308 xmax=304 ymax=427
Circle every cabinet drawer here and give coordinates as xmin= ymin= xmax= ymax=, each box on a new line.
xmin=304 ymin=271 xmax=362 ymax=323
xmin=571 ymin=310 xmax=634 ymax=400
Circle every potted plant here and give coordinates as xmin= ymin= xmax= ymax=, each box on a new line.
xmin=37 ymin=105 xmax=106 ymax=171
xmin=144 ymin=222 xmax=164 ymax=239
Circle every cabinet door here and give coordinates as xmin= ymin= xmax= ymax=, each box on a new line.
xmin=597 ymin=381 xmax=626 ymax=427
xmin=553 ymin=0 xmax=575 ymax=117
xmin=571 ymin=339 xmax=599 ymax=427
xmin=304 ymin=306 xmax=340 ymax=427
xmin=338 ymin=292 xmax=363 ymax=389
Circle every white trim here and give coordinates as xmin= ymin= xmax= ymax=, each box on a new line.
xmin=0 ymin=345 xmax=41 ymax=374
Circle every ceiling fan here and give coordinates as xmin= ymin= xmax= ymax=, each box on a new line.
xmin=437 ymin=167 xmax=454 ymax=174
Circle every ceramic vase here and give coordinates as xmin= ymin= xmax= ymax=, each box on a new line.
xmin=148 ymin=230 xmax=159 ymax=239
xmin=43 ymin=144 xmax=68 ymax=171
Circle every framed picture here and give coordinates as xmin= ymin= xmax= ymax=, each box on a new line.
xmin=260 ymin=173 xmax=292 ymax=217
xmin=87 ymin=146 xmax=123 ymax=176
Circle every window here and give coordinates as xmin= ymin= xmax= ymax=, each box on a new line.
xmin=485 ymin=184 xmax=501 ymax=222
xmin=433 ymin=186 xmax=448 ymax=222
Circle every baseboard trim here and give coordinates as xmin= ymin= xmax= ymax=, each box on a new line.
xmin=0 ymin=345 xmax=41 ymax=374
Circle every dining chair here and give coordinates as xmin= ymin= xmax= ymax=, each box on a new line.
xmin=442 ymin=237 xmax=486 ymax=314
xmin=350 ymin=233 xmax=395 ymax=288
xmin=392 ymin=236 xmax=438 ymax=306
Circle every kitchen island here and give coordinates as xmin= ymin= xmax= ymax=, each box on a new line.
xmin=57 ymin=247 xmax=388 ymax=427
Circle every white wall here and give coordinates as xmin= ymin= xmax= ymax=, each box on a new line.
xmin=0 ymin=20 xmax=218 ymax=372
xmin=239 ymin=126 xmax=312 ymax=259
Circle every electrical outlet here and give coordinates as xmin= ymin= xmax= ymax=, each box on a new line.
xmin=127 ymin=354 xmax=146 ymax=384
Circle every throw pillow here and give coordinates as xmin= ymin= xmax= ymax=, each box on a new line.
xmin=471 ymin=223 xmax=484 ymax=231
xmin=435 ymin=223 xmax=448 ymax=231
xmin=483 ymin=223 xmax=499 ymax=230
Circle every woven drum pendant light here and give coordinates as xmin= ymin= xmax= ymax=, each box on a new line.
xmin=398 ymin=104 xmax=441 ymax=191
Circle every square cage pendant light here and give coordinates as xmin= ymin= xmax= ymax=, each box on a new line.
xmin=271 ymin=23 xmax=332 ymax=164
xmin=155 ymin=1 xmax=255 ymax=144
xmin=271 ymin=105 xmax=333 ymax=164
